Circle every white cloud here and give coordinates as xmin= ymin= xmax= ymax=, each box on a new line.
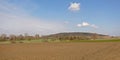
xmin=82 ymin=22 xmax=90 ymax=26
xmin=77 ymin=22 xmax=90 ymax=27
xmin=77 ymin=24 xmax=82 ymax=27
xmin=91 ymin=24 xmax=98 ymax=28
xmin=68 ymin=2 xmax=80 ymax=11
xmin=77 ymin=22 xmax=98 ymax=28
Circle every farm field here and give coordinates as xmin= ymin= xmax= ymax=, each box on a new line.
xmin=0 ymin=42 xmax=120 ymax=60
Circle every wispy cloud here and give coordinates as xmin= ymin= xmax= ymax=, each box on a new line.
xmin=77 ymin=22 xmax=98 ymax=28
xmin=0 ymin=17 xmax=65 ymax=35
xmin=0 ymin=0 xmax=66 ymax=35
xmin=64 ymin=21 xmax=69 ymax=24
xmin=68 ymin=2 xmax=80 ymax=11
xmin=91 ymin=24 xmax=98 ymax=28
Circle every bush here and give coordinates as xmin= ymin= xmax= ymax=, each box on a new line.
xmin=19 ymin=41 xmax=24 ymax=43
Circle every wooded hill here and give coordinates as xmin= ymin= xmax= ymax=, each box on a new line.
xmin=41 ymin=32 xmax=111 ymax=40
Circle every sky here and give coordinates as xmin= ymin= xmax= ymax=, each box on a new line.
xmin=0 ymin=0 xmax=120 ymax=36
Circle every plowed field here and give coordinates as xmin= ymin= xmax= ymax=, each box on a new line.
xmin=0 ymin=42 xmax=120 ymax=60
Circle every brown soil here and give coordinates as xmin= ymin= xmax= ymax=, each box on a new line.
xmin=0 ymin=42 xmax=120 ymax=60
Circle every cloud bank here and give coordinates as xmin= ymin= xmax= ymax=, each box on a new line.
xmin=0 ymin=16 xmax=65 ymax=35
xmin=77 ymin=22 xmax=98 ymax=28
xmin=68 ymin=2 xmax=80 ymax=11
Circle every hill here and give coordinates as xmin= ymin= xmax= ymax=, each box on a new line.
xmin=41 ymin=32 xmax=111 ymax=40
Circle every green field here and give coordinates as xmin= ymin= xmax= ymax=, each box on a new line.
xmin=0 ymin=39 xmax=120 ymax=44
xmin=69 ymin=39 xmax=120 ymax=42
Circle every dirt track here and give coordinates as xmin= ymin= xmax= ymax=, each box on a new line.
xmin=0 ymin=42 xmax=120 ymax=60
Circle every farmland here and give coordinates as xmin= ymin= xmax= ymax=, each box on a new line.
xmin=0 ymin=0 xmax=120 ymax=60
xmin=0 ymin=42 xmax=120 ymax=60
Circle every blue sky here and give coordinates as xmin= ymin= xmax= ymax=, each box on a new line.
xmin=0 ymin=0 xmax=120 ymax=36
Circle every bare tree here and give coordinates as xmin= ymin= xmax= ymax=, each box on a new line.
xmin=92 ymin=33 xmax=98 ymax=40
xmin=0 ymin=34 xmax=7 ymax=41
xmin=35 ymin=34 xmax=40 ymax=39
xmin=9 ymin=34 xmax=16 ymax=43
xmin=17 ymin=34 xmax=24 ymax=40
xmin=24 ymin=33 xmax=29 ymax=40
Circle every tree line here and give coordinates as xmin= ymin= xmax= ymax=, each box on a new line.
xmin=0 ymin=33 xmax=40 ymax=43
